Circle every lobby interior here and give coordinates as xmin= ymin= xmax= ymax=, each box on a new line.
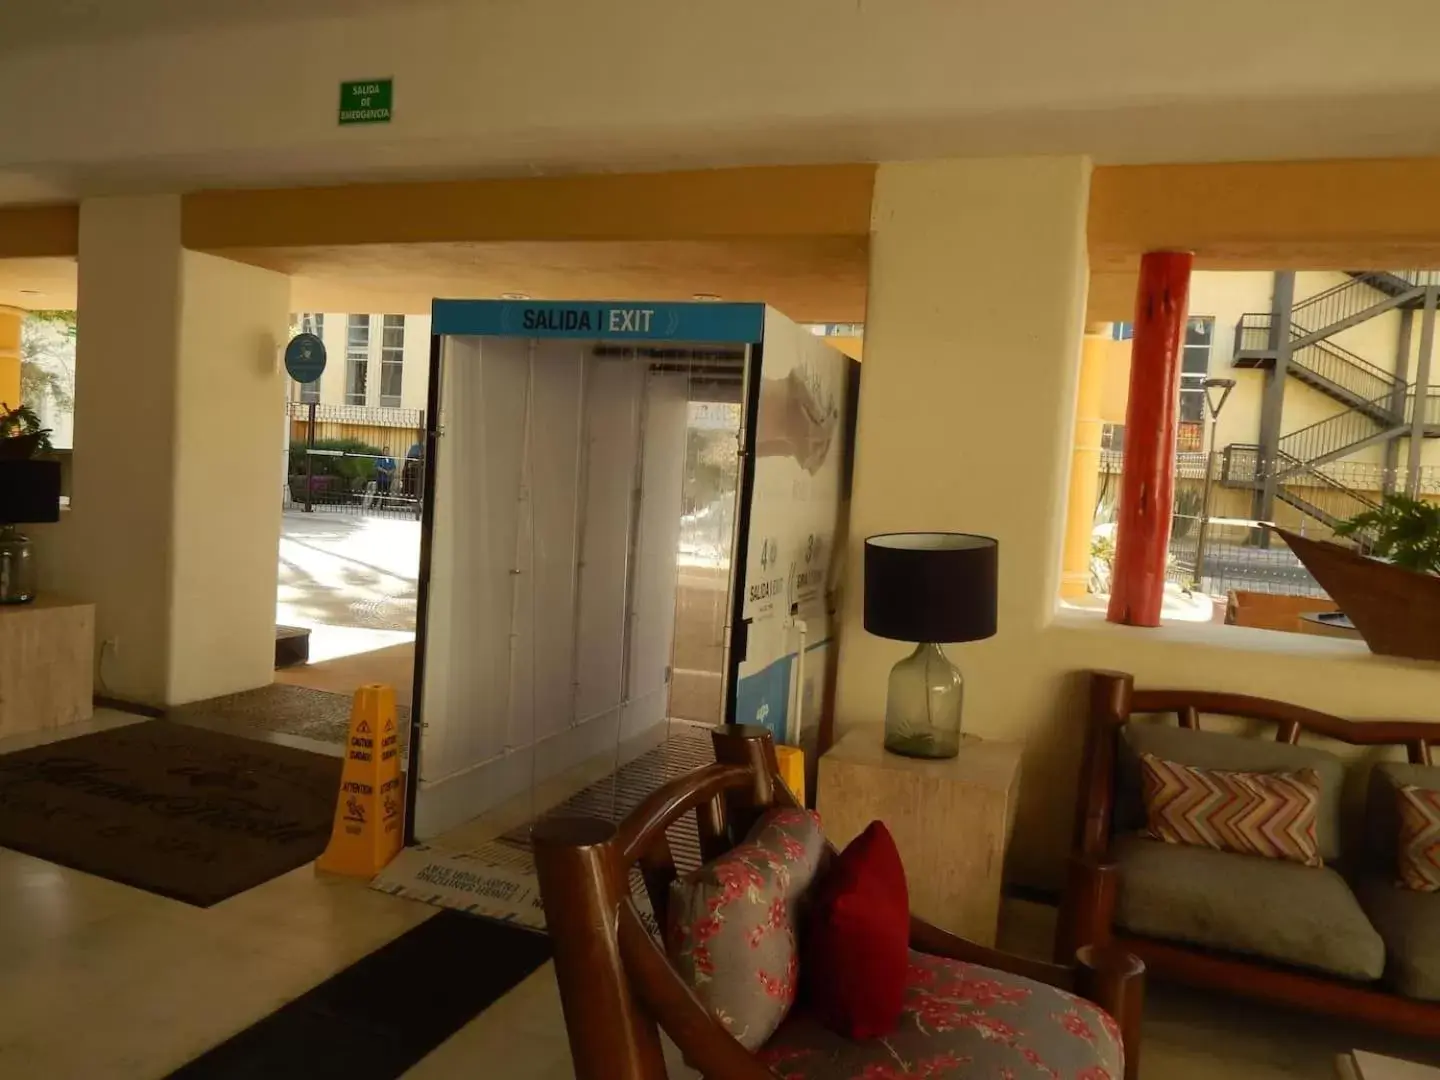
xmin=5 ymin=3 xmax=1440 ymax=1078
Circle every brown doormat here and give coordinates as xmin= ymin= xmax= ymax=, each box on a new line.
xmin=0 ymin=721 xmax=343 ymax=906
xmin=167 ymin=683 xmax=411 ymax=752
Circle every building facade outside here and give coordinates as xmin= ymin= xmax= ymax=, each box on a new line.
xmin=1092 ymin=269 xmax=1440 ymax=601
xmin=1105 ymin=270 xmax=1440 ymax=478
xmin=286 ymin=312 xmax=432 ymax=467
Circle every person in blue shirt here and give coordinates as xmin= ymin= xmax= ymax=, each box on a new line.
xmin=376 ymin=446 xmax=396 ymax=494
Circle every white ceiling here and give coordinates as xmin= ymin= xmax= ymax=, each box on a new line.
xmin=0 ymin=0 xmax=420 ymax=53
xmin=3 ymin=1 xmax=1440 ymax=203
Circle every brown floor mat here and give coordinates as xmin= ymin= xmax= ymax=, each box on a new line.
xmin=167 ymin=683 xmax=411 ymax=751
xmin=0 ymin=721 xmax=343 ymax=906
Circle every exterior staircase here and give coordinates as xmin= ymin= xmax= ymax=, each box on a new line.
xmin=1233 ymin=317 xmax=1397 ymax=415
xmin=1220 ymin=444 xmax=1381 ymax=541
xmin=1227 ymin=272 xmax=1440 ymax=536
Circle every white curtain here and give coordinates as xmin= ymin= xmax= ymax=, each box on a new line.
xmin=414 ymin=339 xmax=690 ymax=836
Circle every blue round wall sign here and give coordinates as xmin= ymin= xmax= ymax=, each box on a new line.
xmin=285 ymin=332 xmax=327 ymax=384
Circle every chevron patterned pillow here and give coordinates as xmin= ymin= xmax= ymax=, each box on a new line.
xmin=1397 ymin=785 xmax=1440 ymax=892
xmin=1138 ymin=752 xmax=1323 ymax=867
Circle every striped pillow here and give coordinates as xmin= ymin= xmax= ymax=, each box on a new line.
xmin=1397 ymin=785 xmax=1440 ymax=892
xmin=1139 ymin=752 xmax=1323 ymax=867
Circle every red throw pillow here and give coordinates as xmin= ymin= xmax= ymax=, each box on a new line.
xmin=803 ymin=820 xmax=910 ymax=1039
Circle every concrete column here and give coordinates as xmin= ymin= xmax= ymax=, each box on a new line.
xmin=1059 ymin=325 xmax=1110 ymax=599
xmin=56 ymin=195 xmax=291 ymax=705
xmin=836 ymin=157 xmax=1090 ymax=734
xmin=0 ymin=306 xmax=22 ymax=411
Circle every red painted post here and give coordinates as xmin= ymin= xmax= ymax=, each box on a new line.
xmin=1107 ymin=251 xmax=1193 ymax=627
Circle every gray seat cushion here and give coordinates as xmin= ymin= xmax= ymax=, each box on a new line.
xmin=1117 ymin=721 xmax=1348 ymax=863
xmin=1113 ymin=834 xmax=1385 ymax=980
xmin=1364 ymin=761 xmax=1440 ymax=877
xmin=1356 ymin=875 xmax=1440 ymax=1001
xmin=762 ymin=951 xmax=1123 ymax=1080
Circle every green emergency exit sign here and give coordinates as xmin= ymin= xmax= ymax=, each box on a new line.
xmin=339 ymin=79 xmax=392 ymax=125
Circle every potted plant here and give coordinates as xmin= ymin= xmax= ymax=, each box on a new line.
xmin=0 ymin=402 xmax=53 ymax=460
xmin=1279 ymin=494 xmax=1440 ymax=662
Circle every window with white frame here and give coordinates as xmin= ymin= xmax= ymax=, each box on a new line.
xmin=379 ymin=315 xmax=405 ymax=408
xmin=1179 ymin=317 xmax=1213 ymax=424
xmin=346 ymin=314 xmax=370 ymax=405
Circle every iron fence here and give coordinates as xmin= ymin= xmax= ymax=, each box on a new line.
xmin=1098 ymin=447 xmax=1440 ymax=603
xmin=1097 ymin=450 xmax=1327 ymax=599
xmin=285 ymin=401 xmax=425 ymax=519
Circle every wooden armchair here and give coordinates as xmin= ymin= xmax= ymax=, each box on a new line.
xmin=1057 ymin=670 xmax=1440 ymax=1039
xmin=535 ymin=724 xmax=1146 ymax=1080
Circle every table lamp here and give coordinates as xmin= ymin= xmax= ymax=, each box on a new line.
xmin=0 ymin=460 xmax=62 ymax=604
xmin=863 ymin=533 xmax=998 ymax=758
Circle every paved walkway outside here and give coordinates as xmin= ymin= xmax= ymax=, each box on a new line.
xmin=277 ymin=510 xmax=418 ymax=663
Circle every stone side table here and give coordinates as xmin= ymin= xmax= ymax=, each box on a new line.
xmin=0 ymin=594 xmax=94 ymax=739
xmin=816 ymin=726 xmax=1023 ymax=946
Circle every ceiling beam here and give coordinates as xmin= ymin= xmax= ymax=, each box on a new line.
xmin=182 ymin=164 xmax=876 ymax=250
xmin=1090 ymin=157 xmax=1440 ymax=273
xmin=0 ymin=205 xmax=79 ymax=258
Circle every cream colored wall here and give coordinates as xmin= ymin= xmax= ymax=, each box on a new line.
xmin=1186 ymin=270 xmax=1272 ymax=452
xmin=168 ymin=251 xmax=289 ymax=704
xmin=32 ymin=196 xmax=291 ymax=706
xmin=840 ymin=159 xmax=1440 ymax=890
xmin=34 ymin=196 xmax=184 ymax=701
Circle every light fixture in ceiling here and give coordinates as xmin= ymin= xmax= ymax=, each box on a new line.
xmin=500 ymin=292 xmax=531 ymax=301
xmin=692 ymin=293 xmax=722 ymax=302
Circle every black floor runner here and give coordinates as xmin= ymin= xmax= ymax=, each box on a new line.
xmin=166 ymin=911 xmax=551 ymax=1079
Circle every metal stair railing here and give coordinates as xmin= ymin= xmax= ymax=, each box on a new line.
xmin=1367 ymin=270 xmax=1440 ymax=290
xmin=1233 ymin=313 xmax=1271 ymax=355
xmin=1288 ymin=273 xmax=1423 ymax=340
xmin=1233 ymin=316 xmax=1401 ymax=408
xmin=1403 ymin=387 xmax=1440 ymax=430
xmin=1219 ymin=443 xmax=1380 ymax=541
xmin=1290 ymin=332 xmax=1397 ymax=407
xmin=1272 ymin=463 xmax=1381 ymax=534
xmin=1276 ymin=390 xmax=1399 ymax=470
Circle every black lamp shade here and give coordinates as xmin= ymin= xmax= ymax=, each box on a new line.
xmin=0 ymin=460 xmax=62 ymax=524
xmin=864 ymin=532 xmax=998 ymax=643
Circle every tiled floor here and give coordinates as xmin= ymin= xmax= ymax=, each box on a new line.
xmin=4 ymin=711 xmax=1440 ymax=1078
xmin=0 ymin=843 xmax=431 ymax=1078
xmin=0 ymin=709 xmax=434 ymax=1079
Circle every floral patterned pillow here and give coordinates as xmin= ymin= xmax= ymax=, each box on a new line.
xmin=666 ymin=808 xmax=827 ymax=1049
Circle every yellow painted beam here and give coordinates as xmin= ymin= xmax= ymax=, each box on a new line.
xmin=183 ymin=165 xmax=876 ymax=251
xmin=0 ymin=205 xmax=79 ymax=259
xmin=1090 ymin=157 xmax=1440 ymax=273
xmin=0 ymin=306 xmax=23 ymax=411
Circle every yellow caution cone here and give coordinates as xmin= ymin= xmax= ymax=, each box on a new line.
xmin=316 ymin=683 xmax=405 ymax=878
xmin=774 ymin=744 xmax=806 ymax=806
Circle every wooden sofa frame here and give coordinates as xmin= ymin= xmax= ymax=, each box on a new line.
xmin=535 ymin=724 xmax=1147 ymax=1080
xmin=1057 ymin=670 xmax=1440 ymax=1039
